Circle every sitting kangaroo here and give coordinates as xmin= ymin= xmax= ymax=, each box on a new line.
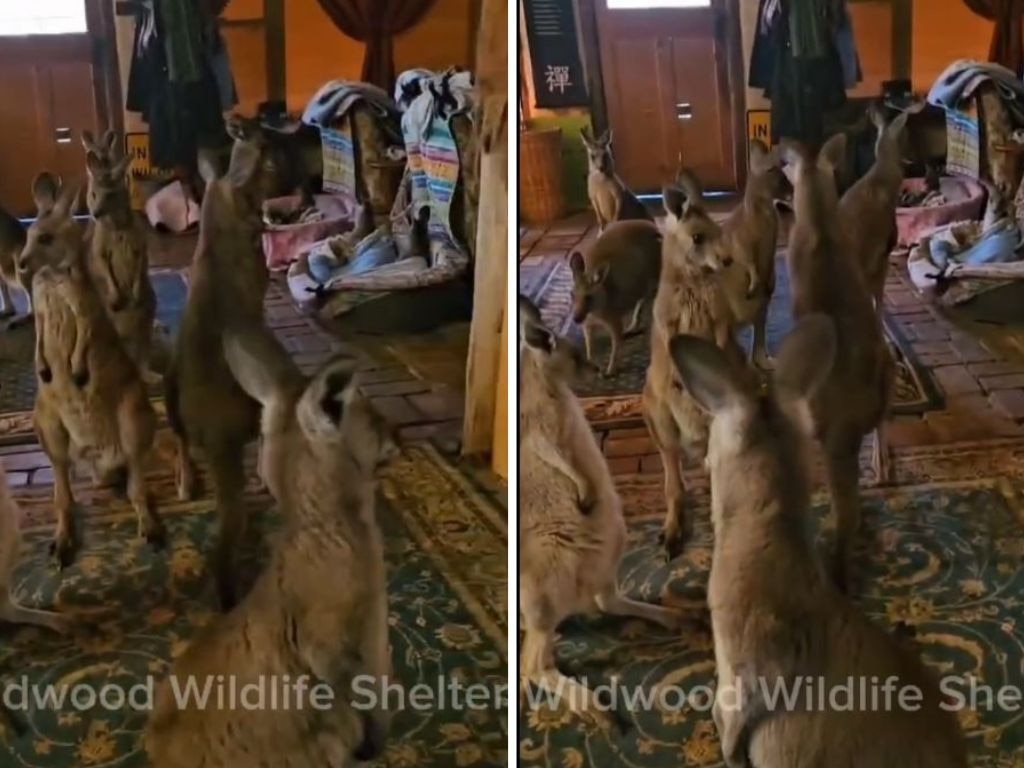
xmin=28 ymin=192 xmax=163 ymax=566
xmin=84 ymin=135 xmax=158 ymax=381
xmin=519 ymin=295 xmax=680 ymax=729
xmin=580 ymin=127 xmax=652 ymax=231
xmin=643 ymin=185 xmax=746 ymax=559
xmin=146 ymin=328 xmax=397 ymax=768
xmin=840 ymin=101 xmax=925 ymax=313
xmin=784 ymin=134 xmax=895 ymax=591
xmin=165 ymin=117 xmax=271 ymax=610
xmin=679 ymin=140 xmax=791 ymax=369
xmin=569 ymin=219 xmax=662 ymax=376
xmin=669 ymin=317 xmax=967 ymax=768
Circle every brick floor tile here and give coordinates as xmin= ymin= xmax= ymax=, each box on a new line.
xmin=362 ymin=380 xmax=432 ymax=398
xmin=979 ymin=374 xmax=1024 ymax=392
xmin=408 ymin=389 xmax=465 ymax=422
xmin=968 ymin=361 xmax=1024 ymax=377
xmin=607 ymin=456 xmax=641 ymax=475
xmin=950 ymin=335 xmax=995 ymax=363
xmin=372 ymin=396 xmax=423 ymax=426
xmin=885 ymin=417 xmax=935 ymax=448
xmin=604 ymin=435 xmax=655 ymax=458
xmin=360 ymin=367 xmax=419 ymax=384
xmin=910 ymin=322 xmax=951 ymax=342
xmin=989 ymin=389 xmax=1024 ymax=421
xmin=932 ymin=365 xmax=981 ymax=396
xmin=2 ymin=452 xmax=51 ymax=473
xmin=398 ymin=420 xmax=462 ymax=443
xmin=639 ymin=453 xmax=663 ymax=474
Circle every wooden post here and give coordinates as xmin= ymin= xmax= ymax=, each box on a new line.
xmin=463 ymin=0 xmax=508 ymax=459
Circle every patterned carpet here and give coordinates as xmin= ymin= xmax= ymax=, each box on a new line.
xmin=0 ymin=270 xmax=188 ymax=445
xmin=0 ymin=443 xmax=507 ymax=767
xmin=519 ymin=439 xmax=1024 ymax=767
xmin=520 ymin=254 xmax=944 ymax=425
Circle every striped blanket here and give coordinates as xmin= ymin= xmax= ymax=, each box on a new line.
xmin=320 ymin=124 xmax=355 ymax=196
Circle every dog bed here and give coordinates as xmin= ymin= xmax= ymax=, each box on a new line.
xmin=896 ymin=176 xmax=987 ymax=248
xmin=262 ymin=194 xmax=358 ymax=271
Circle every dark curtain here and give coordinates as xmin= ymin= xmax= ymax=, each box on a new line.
xmin=965 ymin=0 xmax=1024 ymax=76
xmin=314 ymin=0 xmax=439 ymax=90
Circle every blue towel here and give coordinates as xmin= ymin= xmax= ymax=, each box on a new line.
xmin=930 ymin=218 xmax=1023 ymax=270
xmin=302 ymin=80 xmax=402 ymax=135
xmin=308 ymin=228 xmax=399 ymax=285
xmin=928 ymin=59 xmax=1024 ymax=121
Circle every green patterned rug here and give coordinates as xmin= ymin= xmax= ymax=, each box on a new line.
xmin=519 ymin=442 xmax=1024 ymax=767
xmin=0 ymin=444 xmax=507 ymax=767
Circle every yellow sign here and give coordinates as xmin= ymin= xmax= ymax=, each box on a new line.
xmin=124 ymin=133 xmax=172 ymax=210
xmin=747 ymin=110 xmax=771 ymax=145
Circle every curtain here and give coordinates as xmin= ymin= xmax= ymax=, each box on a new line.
xmin=314 ymin=0 xmax=439 ymax=90
xmin=965 ymin=0 xmax=1024 ymax=76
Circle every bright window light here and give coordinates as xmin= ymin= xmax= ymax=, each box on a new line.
xmin=607 ymin=0 xmax=711 ymax=7
xmin=0 ymin=1 xmax=88 ymax=36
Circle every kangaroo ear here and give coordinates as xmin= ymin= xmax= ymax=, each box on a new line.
xmin=85 ymin=151 xmax=105 ymax=176
xmin=662 ymin=184 xmax=692 ymax=220
xmin=32 ymin=172 xmax=59 ymax=215
xmin=112 ymin=154 xmax=131 ymax=180
xmin=569 ymin=251 xmax=585 ymax=275
xmin=669 ymin=334 xmax=749 ymax=415
xmin=518 ymin=294 xmax=542 ymax=327
xmin=748 ymin=139 xmax=773 ymax=175
xmin=818 ymin=132 xmax=847 ymax=174
xmin=523 ymin=320 xmax=555 ymax=354
xmin=81 ymin=130 xmax=99 ymax=154
xmin=227 ymin=140 xmax=263 ymax=189
xmin=298 ymin=355 xmax=360 ymax=435
xmin=197 ymin=147 xmax=223 ymax=185
xmin=773 ymin=313 xmax=836 ymax=402
xmin=54 ymin=179 xmax=81 ymax=219
xmin=103 ymin=130 xmax=119 ymax=156
xmin=675 ymin=168 xmax=703 ymax=202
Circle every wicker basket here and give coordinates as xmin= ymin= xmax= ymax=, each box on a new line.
xmin=520 ymin=127 xmax=565 ymax=224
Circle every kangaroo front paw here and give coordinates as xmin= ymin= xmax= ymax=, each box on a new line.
xmin=72 ymin=369 xmax=90 ymax=388
xmin=658 ymin=518 xmax=691 ymax=561
xmin=37 ymin=368 xmax=52 ymax=384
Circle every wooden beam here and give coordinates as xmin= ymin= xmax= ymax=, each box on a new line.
xmin=264 ymin=0 xmax=287 ymax=103
xmin=463 ymin=0 xmax=508 ymax=459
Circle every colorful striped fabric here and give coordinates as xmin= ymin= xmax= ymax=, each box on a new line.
xmin=320 ymin=124 xmax=356 ymax=198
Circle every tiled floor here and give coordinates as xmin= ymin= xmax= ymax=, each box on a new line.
xmin=521 ymin=210 xmax=1024 ymax=475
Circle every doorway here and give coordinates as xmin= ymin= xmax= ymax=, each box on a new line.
xmin=593 ymin=0 xmax=744 ymax=193
xmin=0 ymin=1 xmax=116 ymax=214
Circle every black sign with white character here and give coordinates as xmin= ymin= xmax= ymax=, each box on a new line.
xmin=523 ymin=0 xmax=589 ymax=108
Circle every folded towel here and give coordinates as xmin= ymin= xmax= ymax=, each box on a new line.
xmin=928 ymin=59 xmax=1024 ymax=121
xmin=302 ymin=80 xmax=401 ymax=131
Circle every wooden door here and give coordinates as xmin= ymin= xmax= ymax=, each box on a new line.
xmin=0 ymin=1 xmax=114 ymax=215
xmin=595 ymin=0 xmax=742 ymax=193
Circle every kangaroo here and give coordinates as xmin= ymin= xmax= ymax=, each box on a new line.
xmin=642 ymin=185 xmax=746 ymax=559
xmin=580 ymin=128 xmax=652 ymax=231
xmin=783 ymin=134 xmax=895 ymax=592
xmin=519 ymin=295 xmax=680 ymax=729
xmin=839 ymin=101 xmax=925 ymax=313
xmin=0 ymin=173 xmax=79 ymax=328
xmin=146 ymin=328 xmax=397 ymax=768
xmin=0 ymin=206 xmax=26 ymax=320
xmin=165 ymin=117 xmax=271 ymax=610
xmin=81 ymin=129 xmax=121 ymax=164
xmin=569 ymin=219 xmax=662 ymax=376
xmin=28 ymin=202 xmax=163 ymax=566
xmin=669 ymin=318 xmax=967 ymax=768
xmin=84 ymin=138 xmax=158 ymax=381
xmin=679 ymin=140 xmax=791 ymax=369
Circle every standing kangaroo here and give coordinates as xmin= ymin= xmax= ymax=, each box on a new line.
xmin=569 ymin=219 xmax=662 ymax=375
xmin=83 ymin=135 xmax=158 ymax=381
xmin=679 ymin=140 xmax=791 ymax=369
xmin=840 ymin=101 xmax=925 ymax=312
xmin=784 ymin=134 xmax=895 ymax=591
xmin=519 ymin=295 xmax=680 ymax=729
xmin=643 ymin=185 xmax=746 ymax=559
xmin=28 ymin=197 xmax=163 ymax=567
xmin=147 ymin=328 xmax=397 ymax=768
xmin=669 ymin=318 xmax=967 ymax=768
xmin=165 ymin=118 xmax=270 ymax=610
xmin=580 ymin=128 xmax=652 ymax=231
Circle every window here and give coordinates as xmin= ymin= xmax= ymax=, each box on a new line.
xmin=607 ymin=0 xmax=711 ymax=7
xmin=0 ymin=1 xmax=88 ymax=36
